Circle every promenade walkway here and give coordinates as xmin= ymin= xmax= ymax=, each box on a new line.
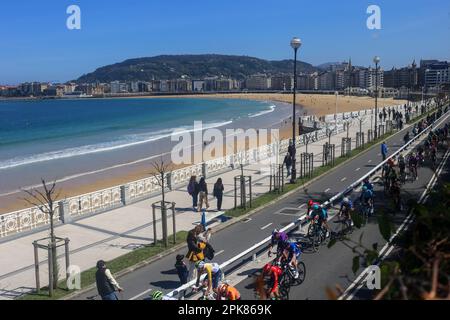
xmin=0 ymin=106 xmax=416 ymax=299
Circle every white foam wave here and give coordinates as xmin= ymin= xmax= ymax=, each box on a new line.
xmin=248 ymin=105 xmax=276 ymax=118
xmin=0 ymin=120 xmax=232 ymax=170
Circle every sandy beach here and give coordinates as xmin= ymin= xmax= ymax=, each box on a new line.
xmin=124 ymin=93 xmax=407 ymax=117
xmin=0 ymin=94 xmax=406 ymax=214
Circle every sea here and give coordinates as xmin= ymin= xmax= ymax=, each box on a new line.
xmin=0 ymin=97 xmax=292 ymax=196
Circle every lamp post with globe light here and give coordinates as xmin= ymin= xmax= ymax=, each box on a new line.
xmin=290 ymin=37 xmax=302 ymax=183
xmin=373 ymin=56 xmax=380 ymax=139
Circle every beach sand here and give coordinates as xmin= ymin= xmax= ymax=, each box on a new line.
xmin=1 ymin=94 xmax=406 ymax=214
xmin=125 ymin=93 xmax=407 ymax=117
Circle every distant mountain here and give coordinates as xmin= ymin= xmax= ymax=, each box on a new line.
xmin=76 ymin=54 xmax=318 ymax=83
xmin=316 ymin=62 xmax=340 ymax=70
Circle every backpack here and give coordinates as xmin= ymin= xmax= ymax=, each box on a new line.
xmin=204 ymin=243 xmax=215 ymax=261
xmin=187 ymin=182 xmax=194 ymax=195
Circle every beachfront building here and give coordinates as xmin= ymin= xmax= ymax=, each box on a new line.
xmin=383 ymin=61 xmax=418 ymax=89
xmin=192 ymin=80 xmax=205 ymax=92
xmin=110 ymin=81 xmax=129 ymax=94
xmin=245 ymin=74 xmax=271 ymax=90
xmin=424 ymin=61 xmax=449 ymax=89
xmin=271 ymin=75 xmax=293 ymax=91
xmin=216 ymin=78 xmax=234 ymax=91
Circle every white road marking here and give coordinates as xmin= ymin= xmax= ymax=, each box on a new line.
xmin=324 ymin=188 xmax=331 ymax=193
xmin=215 ymin=250 xmax=225 ymax=256
xmin=243 ymin=218 xmax=252 ymax=223
xmin=368 ymin=159 xmax=372 ymax=163
xmin=130 ymin=288 xmax=153 ymax=300
xmin=298 ymin=204 xmax=306 ymax=209
xmin=355 ymin=168 xmax=361 ymax=171
xmin=261 ymin=223 xmax=273 ymax=230
xmin=341 ymin=177 xmax=347 ymax=182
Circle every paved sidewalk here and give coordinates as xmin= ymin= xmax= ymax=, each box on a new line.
xmin=0 ymin=109 xmax=413 ymax=299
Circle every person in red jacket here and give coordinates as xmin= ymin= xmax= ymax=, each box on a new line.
xmin=262 ymin=263 xmax=283 ymax=299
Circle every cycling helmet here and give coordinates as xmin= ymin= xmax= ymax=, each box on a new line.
xmin=362 ymin=185 xmax=368 ymax=191
xmin=308 ymin=200 xmax=314 ymax=207
xmin=217 ymin=283 xmax=228 ymax=295
xmin=262 ymin=263 xmax=272 ymax=275
xmin=342 ymin=197 xmax=350 ymax=204
xmin=150 ymin=290 xmax=164 ymax=300
xmin=312 ymin=204 xmax=320 ymax=211
xmin=272 ymin=228 xmax=279 ymax=235
xmin=195 ymin=261 xmax=205 ymax=269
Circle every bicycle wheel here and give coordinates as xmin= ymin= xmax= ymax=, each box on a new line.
xmin=292 ymin=262 xmax=306 ymax=286
xmin=278 ymin=275 xmax=290 ymax=300
xmin=312 ymin=229 xmax=321 ymax=252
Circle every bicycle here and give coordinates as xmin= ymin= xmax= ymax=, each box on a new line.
xmin=359 ymin=200 xmax=373 ymax=225
xmin=307 ymin=217 xmax=327 ymax=252
xmin=338 ymin=208 xmax=354 ymax=238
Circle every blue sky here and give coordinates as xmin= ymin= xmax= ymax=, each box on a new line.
xmin=0 ymin=0 xmax=449 ymax=84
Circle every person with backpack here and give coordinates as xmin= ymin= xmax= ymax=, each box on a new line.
xmin=213 ymin=178 xmax=224 ymax=211
xmin=187 ymin=176 xmax=200 ymax=211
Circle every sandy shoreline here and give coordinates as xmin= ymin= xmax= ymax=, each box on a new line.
xmin=121 ymin=93 xmax=406 ymax=116
xmin=0 ymin=94 xmax=406 ymax=214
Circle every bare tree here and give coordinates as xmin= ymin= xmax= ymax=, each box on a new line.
xmin=151 ymin=157 xmax=172 ymax=205
xmin=22 ymin=179 xmax=61 ymax=290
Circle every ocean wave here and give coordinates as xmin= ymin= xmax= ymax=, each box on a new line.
xmin=0 ymin=120 xmax=232 ymax=170
xmin=248 ymin=105 xmax=276 ymax=118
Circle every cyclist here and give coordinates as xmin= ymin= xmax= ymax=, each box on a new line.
xmin=268 ymin=229 xmax=288 ymax=258
xmin=390 ymin=179 xmax=402 ymax=212
xmin=307 ymin=199 xmax=321 ymax=213
xmin=277 ymin=240 xmax=301 ymax=279
xmin=338 ymin=197 xmax=354 ymax=226
xmin=362 ymin=177 xmax=374 ymax=191
xmin=262 ymin=263 xmax=283 ymax=300
xmin=217 ymin=283 xmax=241 ymax=301
xmin=360 ymin=185 xmax=374 ymax=214
xmin=408 ymin=153 xmax=418 ymax=180
xmin=194 ymin=261 xmax=223 ymax=296
xmin=308 ymin=204 xmax=330 ymax=238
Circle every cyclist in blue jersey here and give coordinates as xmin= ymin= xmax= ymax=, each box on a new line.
xmin=360 ymin=185 xmax=374 ymax=214
xmin=338 ymin=197 xmax=354 ymax=225
xmin=278 ymin=240 xmax=301 ymax=279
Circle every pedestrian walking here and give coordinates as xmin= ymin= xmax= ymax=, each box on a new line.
xmin=197 ymin=177 xmax=209 ymax=212
xmin=213 ymin=178 xmax=224 ymax=211
xmin=187 ymin=176 xmax=200 ymax=211
xmin=95 ymin=260 xmax=123 ymax=300
xmin=288 ymin=140 xmax=295 ymax=159
xmin=381 ymin=141 xmax=388 ymax=161
xmin=283 ymin=152 xmax=292 ymax=177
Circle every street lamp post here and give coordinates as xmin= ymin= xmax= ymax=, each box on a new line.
xmin=335 ymin=91 xmax=338 ymax=134
xmin=373 ymin=56 xmax=380 ymax=139
xmin=290 ymin=37 xmax=301 ymax=183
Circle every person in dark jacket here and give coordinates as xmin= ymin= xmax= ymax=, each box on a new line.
xmin=175 ymin=254 xmax=189 ymax=286
xmin=213 ymin=178 xmax=224 ymax=211
xmin=187 ymin=176 xmax=200 ymax=211
xmin=95 ymin=260 xmax=123 ymax=300
xmin=197 ymin=177 xmax=209 ymax=212
xmin=283 ymin=153 xmax=292 ymax=177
